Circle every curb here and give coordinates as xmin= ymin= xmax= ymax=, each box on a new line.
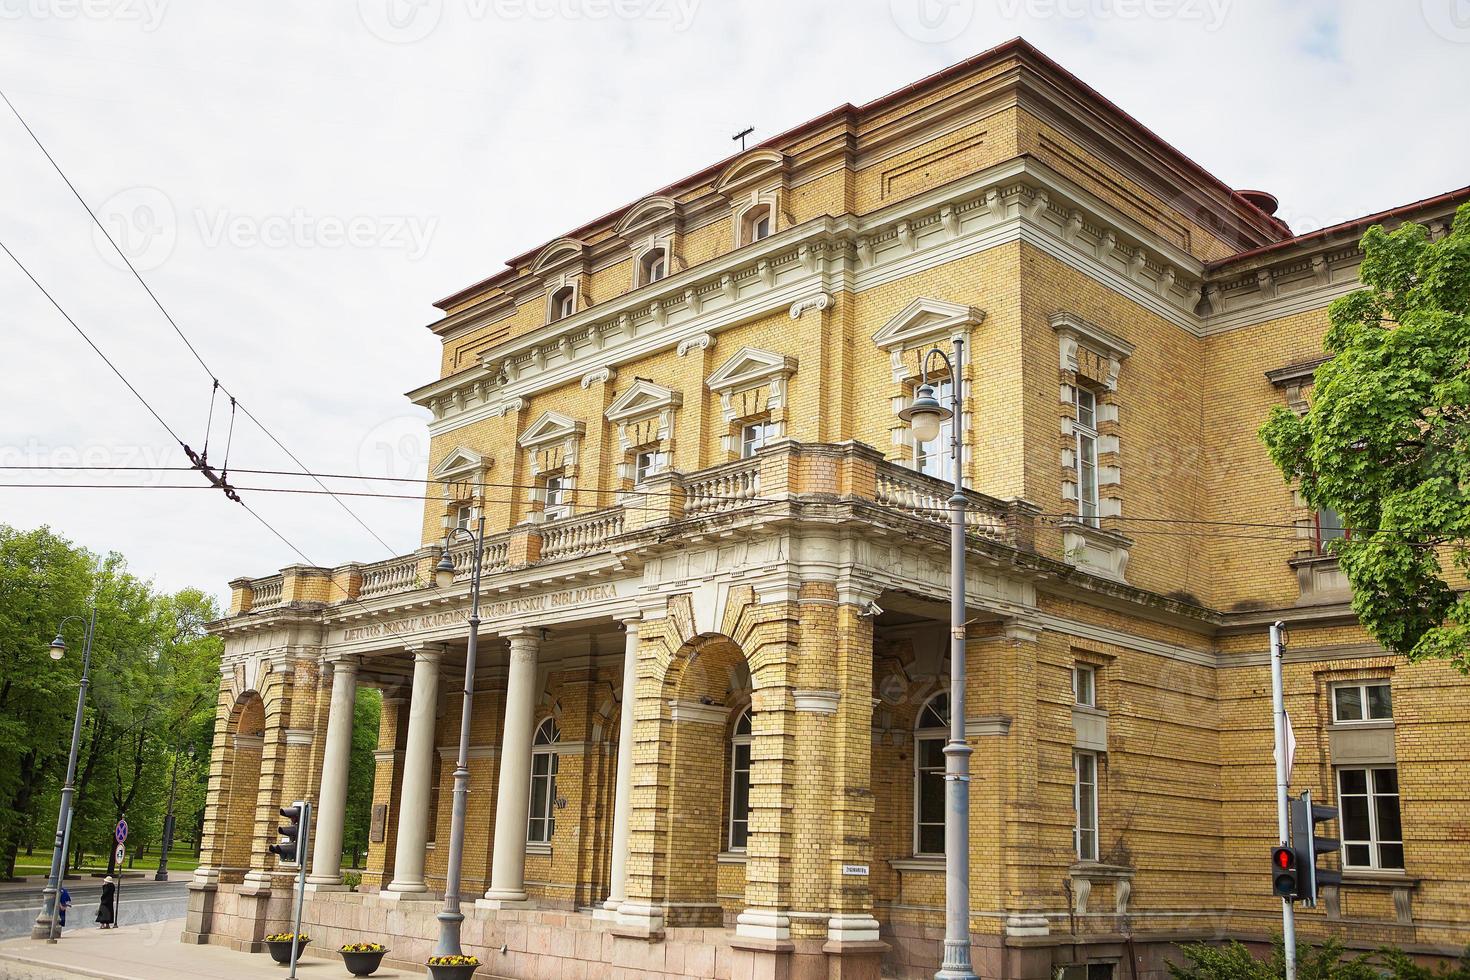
xmin=0 ymin=948 xmax=149 ymax=980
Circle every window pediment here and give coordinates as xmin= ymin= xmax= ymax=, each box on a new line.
xmin=1051 ymin=311 xmax=1133 ymax=391
xmin=431 ymin=446 xmax=487 ymax=480
xmin=706 ymin=346 xmax=796 ymax=394
xmin=605 ymin=379 xmax=682 ymax=423
xmin=518 ymin=410 xmax=586 ymax=449
xmin=530 ymin=237 xmax=590 ymax=277
xmin=874 ymin=298 xmax=985 ymax=382
xmin=616 ymin=195 xmax=683 ymax=240
xmin=714 ymin=148 xmax=791 ymax=198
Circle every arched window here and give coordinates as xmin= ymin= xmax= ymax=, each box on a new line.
xmin=741 ymin=205 xmax=772 ymax=245
xmin=727 ymin=707 xmax=753 ymax=851
xmin=528 ymin=718 xmax=560 ymax=844
xmin=549 ymin=285 xmax=575 ymax=321
xmin=914 ymin=692 xmax=948 ymax=855
xmin=640 ymin=247 xmax=668 ymax=285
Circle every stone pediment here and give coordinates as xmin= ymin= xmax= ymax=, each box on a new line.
xmin=714 ymin=148 xmax=791 ymax=198
xmin=615 ymin=196 xmax=682 ymax=239
xmin=431 ymin=447 xmax=486 ymax=480
xmin=530 ymin=238 xmax=590 ymax=276
xmin=871 ymin=297 xmax=986 ymax=352
xmin=518 ymin=410 xmax=586 ymax=449
xmin=705 ymin=347 xmax=797 ymax=395
xmin=605 ymin=379 xmax=682 ymax=423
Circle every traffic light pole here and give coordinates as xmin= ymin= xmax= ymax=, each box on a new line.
xmin=288 ymin=802 xmax=311 ymax=980
xmin=1270 ymin=621 xmax=1297 ymax=980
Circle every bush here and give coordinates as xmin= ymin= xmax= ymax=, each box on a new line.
xmin=342 ymin=870 xmax=362 ymax=892
xmin=1168 ymin=939 xmax=1470 ymax=980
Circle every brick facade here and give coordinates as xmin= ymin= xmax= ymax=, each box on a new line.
xmin=191 ymin=38 xmax=1470 ymax=980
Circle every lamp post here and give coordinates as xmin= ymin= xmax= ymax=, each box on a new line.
xmin=31 ymin=608 xmax=97 ymax=942
xmin=897 ymin=336 xmax=977 ymax=980
xmin=155 ymin=744 xmax=196 ymax=881
xmin=430 ymin=512 xmax=487 ymax=958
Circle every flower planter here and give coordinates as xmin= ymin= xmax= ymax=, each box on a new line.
xmin=264 ymin=937 xmax=309 ymax=965
xmin=427 ymin=962 xmax=479 ymax=980
xmin=340 ymin=947 xmax=389 ymax=977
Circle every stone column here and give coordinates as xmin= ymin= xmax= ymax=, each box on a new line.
xmin=307 ymin=656 xmax=359 ymax=887
xmin=601 ymin=615 xmax=640 ymax=915
xmin=480 ymin=628 xmax=540 ymax=907
xmin=386 ymin=644 xmax=443 ymax=896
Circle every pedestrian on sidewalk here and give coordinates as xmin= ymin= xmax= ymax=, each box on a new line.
xmin=58 ymin=886 xmax=71 ymax=929
xmin=96 ymin=877 xmax=116 ymax=929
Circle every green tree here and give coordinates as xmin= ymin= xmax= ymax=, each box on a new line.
xmin=343 ymin=687 xmax=382 ymax=869
xmin=1262 ymin=203 xmax=1470 ymax=670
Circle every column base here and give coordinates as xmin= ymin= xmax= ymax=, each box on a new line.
xmin=304 ymin=881 xmax=351 ymax=894
xmin=736 ymin=908 xmax=792 ymax=942
xmin=592 ymin=897 xmax=622 ymax=922
xmin=610 ymin=901 xmax=664 ymax=940
xmin=823 ymin=940 xmax=889 ymax=980
xmin=827 ymin=913 xmax=881 ymax=943
xmin=380 ymin=884 xmax=436 ymax=902
xmin=475 ymin=892 xmax=533 ymax=910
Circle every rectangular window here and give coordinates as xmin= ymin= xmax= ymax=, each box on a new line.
xmin=1338 ymin=766 xmax=1404 ymax=870
xmin=1332 ymin=681 xmax=1392 ymax=723
xmin=527 ymin=750 xmax=559 ymax=844
xmin=1073 ymin=665 xmax=1096 ymax=708
xmin=1315 ymin=506 xmax=1348 ymax=554
xmin=1074 ymin=751 xmax=1099 ymax=861
xmin=915 ymin=735 xmax=946 ymax=855
xmin=728 ymin=741 xmax=751 ymax=850
xmin=633 ymin=449 xmax=668 ymax=484
xmin=1073 ymin=387 xmax=1099 ymax=527
xmin=453 ymin=502 xmax=475 ymax=532
xmin=915 ymin=378 xmax=955 ymax=479
xmin=740 ymin=420 xmax=779 ymax=459
xmin=1058 ymin=964 xmax=1115 ymax=980
xmin=542 ymin=473 xmax=567 ymax=517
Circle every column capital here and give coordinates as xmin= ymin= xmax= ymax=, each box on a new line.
xmin=617 ymin=612 xmax=643 ymax=630
xmin=503 ymin=627 xmax=542 ymax=643
xmin=325 ymin=653 xmax=362 ymax=671
xmin=404 ymin=641 xmax=447 ymax=663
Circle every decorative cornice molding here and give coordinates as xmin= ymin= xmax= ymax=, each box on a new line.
xmin=667 ymin=699 xmax=727 ymax=726
xmin=788 ymin=292 xmax=831 ymax=319
xmin=792 ymin=689 xmax=840 ymax=714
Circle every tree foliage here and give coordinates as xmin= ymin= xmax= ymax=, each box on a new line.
xmin=343 ymin=687 xmax=381 ymax=868
xmin=1262 ymin=203 xmax=1470 ymax=670
xmin=1167 ymin=939 xmax=1470 ymax=980
xmin=0 ymin=524 xmax=221 ymax=875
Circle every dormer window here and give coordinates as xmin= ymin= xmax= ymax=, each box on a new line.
xmin=741 ymin=205 xmax=772 ymax=245
xmin=550 ymin=285 xmax=575 ymax=321
xmin=640 ymin=248 xmax=668 ymax=285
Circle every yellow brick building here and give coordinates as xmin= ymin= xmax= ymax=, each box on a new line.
xmin=189 ymin=38 xmax=1470 ymax=980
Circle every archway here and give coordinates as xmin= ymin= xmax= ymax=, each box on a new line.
xmin=219 ymin=692 xmax=265 ymax=881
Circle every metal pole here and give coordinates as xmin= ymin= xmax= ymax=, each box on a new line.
xmin=156 ymin=749 xmax=183 ymax=881
xmin=436 ymin=516 xmax=485 ymax=958
xmin=287 ymin=802 xmax=312 ymax=980
xmin=1270 ymin=621 xmax=1297 ymax=980
xmin=47 ymin=807 xmax=74 ymax=943
xmin=33 ymin=607 xmax=95 ymax=941
xmin=937 ymin=336 xmax=977 ymax=980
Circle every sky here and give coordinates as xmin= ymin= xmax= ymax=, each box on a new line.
xmin=1 ymin=1 xmax=1467 ymax=605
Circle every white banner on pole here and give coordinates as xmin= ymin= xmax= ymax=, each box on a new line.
xmin=1273 ymin=710 xmax=1297 ymax=782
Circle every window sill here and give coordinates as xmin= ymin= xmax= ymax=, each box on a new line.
xmin=716 ymin=851 xmax=748 ymax=865
xmin=890 ymin=856 xmax=945 ymax=873
xmin=1340 ymin=870 xmax=1416 ymax=888
xmin=525 ymin=843 xmax=551 ymax=857
xmin=1328 ymin=720 xmax=1394 ymax=731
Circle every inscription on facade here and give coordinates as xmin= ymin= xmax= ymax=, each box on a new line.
xmin=338 ymin=584 xmax=619 ymax=644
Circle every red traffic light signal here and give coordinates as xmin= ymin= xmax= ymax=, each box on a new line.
xmin=1272 ymin=845 xmax=1298 ymax=899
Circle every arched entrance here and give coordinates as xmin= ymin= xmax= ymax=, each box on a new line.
xmin=219 ymin=692 xmax=265 ymax=882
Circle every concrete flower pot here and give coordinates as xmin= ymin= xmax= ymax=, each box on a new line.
xmin=426 ymin=962 xmax=479 ymax=980
xmin=339 ymin=947 xmax=389 ymax=976
xmin=264 ymin=937 xmax=309 ymax=965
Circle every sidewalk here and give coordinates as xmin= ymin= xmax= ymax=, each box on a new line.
xmin=0 ymin=918 xmax=417 ymax=979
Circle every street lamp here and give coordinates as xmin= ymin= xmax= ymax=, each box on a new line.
xmin=432 ymin=510 xmax=488 ymax=959
xmin=155 ymin=744 xmax=197 ymax=881
xmin=896 ymin=336 xmax=977 ymax=980
xmin=31 ymin=608 xmax=97 ymax=943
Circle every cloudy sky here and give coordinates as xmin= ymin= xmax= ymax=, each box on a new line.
xmin=2 ymin=1 xmax=1466 ymax=604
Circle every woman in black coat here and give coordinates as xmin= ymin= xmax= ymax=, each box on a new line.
xmin=95 ymin=877 xmax=116 ymax=928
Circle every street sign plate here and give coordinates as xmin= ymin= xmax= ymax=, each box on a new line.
xmin=115 ymin=819 xmax=128 ymax=843
xmin=114 ymin=843 xmax=125 ymax=864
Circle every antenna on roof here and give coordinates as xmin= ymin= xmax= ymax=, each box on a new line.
xmin=732 ymin=126 xmax=754 ymax=151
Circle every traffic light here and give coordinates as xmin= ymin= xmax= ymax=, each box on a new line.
xmin=1290 ymin=789 xmax=1341 ymax=907
xmin=1271 ymin=844 xmax=1299 ymax=899
xmin=269 ymin=802 xmax=309 ymax=865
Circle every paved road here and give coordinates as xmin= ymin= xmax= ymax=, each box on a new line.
xmin=0 ymin=880 xmax=188 ymax=941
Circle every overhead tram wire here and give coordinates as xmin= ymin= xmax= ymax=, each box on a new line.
xmin=0 ymin=240 xmax=465 ymax=625
xmin=0 ymin=83 xmax=396 ymax=557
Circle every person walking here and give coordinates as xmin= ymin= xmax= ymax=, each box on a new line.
xmin=96 ymin=877 xmax=116 ymax=929
xmin=57 ymin=886 xmax=71 ymax=929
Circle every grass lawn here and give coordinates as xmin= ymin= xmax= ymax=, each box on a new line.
xmin=13 ymin=844 xmax=202 ymax=877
